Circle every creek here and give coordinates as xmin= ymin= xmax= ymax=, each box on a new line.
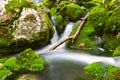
xmin=34 ymin=21 xmax=120 ymax=80
xmin=17 ymin=1 xmax=120 ymax=79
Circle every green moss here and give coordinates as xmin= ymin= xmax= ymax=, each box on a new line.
xmin=113 ymin=46 xmax=120 ymax=56
xmin=24 ymin=14 xmax=36 ymax=22
xmin=88 ymin=6 xmax=108 ymax=34
xmin=5 ymin=0 xmax=30 ymax=13
xmin=0 ymin=58 xmax=8 ymax=63
xmin=50 ymin=7 xmax=57 ymax=15
xmin=43 ymin=14 xmax=54 ymax=39
xmin=103 ymin=6 xmax=120 ymax=50
xmin=84 ymin=62 xmax=105 ymax=79
xmin=0 ymin=69 xmax=12 ymax=80
xmin=67 ymin=5 xmax=110 ymax=50
xmin=42 ymin=0 xmax=56 ymax=8
xmin=58 ymin=1 xmax=85 ymax=21
xmin=105 ymin=65 xmax=120 ymax=80
xmin=84 ymin=62 xmax=120 ymax=80
xmin=0 ymin=26 xmax=13 ymax=51
xmin=3 ymin=57 xmax=20 ymax=71
xmin=17 ymin=48 xmax=44 ymax=72
xmin=66 ymin=20 xmax=96 ymax=49
xmin=55 ymin=15 xmax=68 ymax=34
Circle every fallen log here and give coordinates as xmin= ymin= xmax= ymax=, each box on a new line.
xmin=48 ymin=12 xmax=89 ymax=51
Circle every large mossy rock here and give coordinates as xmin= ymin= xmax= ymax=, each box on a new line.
xmin=57 ymin=1 xmax=86 ymax=21
xmin=67 ymin=2 xmax=120 ymax=51
xmin=66 ymin=5 xmax=108 ymax=50
xmin=0 ymin=0 xmax=54 ymax=55
xmin=84 ymin=62 xmax=120 ymax=80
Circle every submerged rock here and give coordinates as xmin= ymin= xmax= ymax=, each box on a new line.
xmin=0 ymin=0 xmax=54 ymax=55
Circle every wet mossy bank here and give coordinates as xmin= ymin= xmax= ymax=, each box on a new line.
xmin=84 ymin=62 xmax=120 ymax=80
xmin=66 ymin=1 xmax=120 ymax=55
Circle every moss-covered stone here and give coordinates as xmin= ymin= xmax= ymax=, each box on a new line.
xmin=0 ymin=0 xmax=54 ymax=55
xmin=0 ymin=68 xmax=12 ymax=80
xmin=55 ymin=15 xmax=68 ymax=34
xmin=113 ymin=46 xmax=120 ymax=57
xmin=67 ymin=6 xmax=108 ymax=50
xmin=57 ymin=1 xmax=86 ymax=21
xmin=0 ymin=48 xmax=44 ymax=79
xmin=85 ymin=62 xmax=120 ymax=80
xmin=3 ymin=57 xmax=20 ymax=71
xmin=66 ymin=22 xmax=96 ymax=49
xmin=17 ymin=48 xmax=44 ymax=72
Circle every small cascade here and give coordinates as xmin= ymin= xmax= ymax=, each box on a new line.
xmin=35 ymin=18 xmax=75 ymax=53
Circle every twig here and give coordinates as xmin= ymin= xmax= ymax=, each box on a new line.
xmin=48 ymin=12 xmax=89 ymax=51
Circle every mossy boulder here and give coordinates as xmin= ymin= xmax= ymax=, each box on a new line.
xmin=3 ymin=48 xmax=44 ymax=72
xmin=57 ymin=1 xmax=86 ymax=21
xmin=85 ymin=62 xmax=120 ymax=80
xmin=113 ymin=46 xmax=120 ymax=57
xmin=0 ymin=0 xmax=54 ymax=55
xmin=0 ymin=48 xmax=44 ymax=79
xmin=17 ymin=48 xmax=44 ymax=72
xmin=66 ymin=6 xmax=108 ymax=50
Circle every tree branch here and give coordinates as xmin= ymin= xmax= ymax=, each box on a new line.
xmin=48 ymin=12 xmax=89 ymax=51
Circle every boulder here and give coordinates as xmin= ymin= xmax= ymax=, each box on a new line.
xmin=0 ymin=0 xmax=54 ymax=55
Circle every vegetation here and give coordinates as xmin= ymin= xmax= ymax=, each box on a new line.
xmin=0 ymin=48 xmax=45 ymax=79
xmin=57 ymin=1 xmax=86 ymax=21
xmin=85 ymin=62 xmax=120 ymax=80
xmin=0 ymin=68 xmax=12 ymax=80
xmin=113 ymin=46 xmax=120 ymax=56
xmin=0 ymin=0 xmax=120 ymax=79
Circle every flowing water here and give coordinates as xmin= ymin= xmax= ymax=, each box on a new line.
xmin=14 ymin=1 xmax=120 ymax=80
xmin=34 ymin=21 xmax=120 ymax=80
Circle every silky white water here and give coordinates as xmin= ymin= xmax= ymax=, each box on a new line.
xmin=35 ymin=18 xmax=120 ymax=80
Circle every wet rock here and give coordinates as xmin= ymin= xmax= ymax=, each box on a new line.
xmin=57 ymin=1 xmax=86 ymax=21
xmin=0 ymin=0 xmax=54 ymax=55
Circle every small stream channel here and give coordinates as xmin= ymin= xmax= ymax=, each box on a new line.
xmin=34 ymin=21 xmax=120 ymax=80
